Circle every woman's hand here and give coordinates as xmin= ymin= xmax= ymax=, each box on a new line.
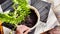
xmin=49 ymin=26 xmax=60 ymax=34
xmin=16 ymin=25 xmax=30 ymax=34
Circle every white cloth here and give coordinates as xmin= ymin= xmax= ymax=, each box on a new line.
xmin=0 ymin=5 xmax=3 ymax=13
xmin=34 ymin=7 xmax=59 ymax=34
xmin=34 ymin=0 xmax=60 ymax=34
xmin=42 ymin=0 xmax=60 ymax=23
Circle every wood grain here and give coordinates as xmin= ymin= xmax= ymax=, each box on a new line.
xmin=0 ymin=21 xmax=4 ymax=34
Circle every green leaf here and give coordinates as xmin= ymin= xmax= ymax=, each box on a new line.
xmin=0 ymin=0 xmax=30 ymax=25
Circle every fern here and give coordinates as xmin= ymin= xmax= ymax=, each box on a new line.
xmin=0 ymin=0 xmax=30 ymax=25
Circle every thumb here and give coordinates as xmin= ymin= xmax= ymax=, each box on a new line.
xmin=24 ymin=29 xmax=31 ymax=34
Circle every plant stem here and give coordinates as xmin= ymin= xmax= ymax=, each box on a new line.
xmin=9 ymin=24 xmax=18 ymax=34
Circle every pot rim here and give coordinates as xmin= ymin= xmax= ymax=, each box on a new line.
xmin=29 ymin=6 xmax=40 ymax=30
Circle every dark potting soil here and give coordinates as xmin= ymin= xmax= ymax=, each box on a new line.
xmin=19 ymin=9 xmax=38 ymax=28
xmin=2 ymin=9 xmax=38 ymax=30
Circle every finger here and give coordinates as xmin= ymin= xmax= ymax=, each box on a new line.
xmin=16 ymin=30 xmax=23 ymax=34
xmin=24 ymin=29 xmax=30 ymax=34
xmin=16 ymin=25 xmax=24 ymax=32
xmin=16 ymin=33 xmax=23 ymax=34
xmin=16 ymin=25 xmax=30 ymax=34
xmin=16 ymin=25 xmax=23 ymax=30
xmin=17 ymin=25 xmax=30 ymax=32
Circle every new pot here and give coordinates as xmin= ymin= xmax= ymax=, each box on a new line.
xmin=3 ymin=5 xmax=45 ymax=31
xmin=29 ymin=6 xmax=40 ymax=30
xmin=2 ymin=5 xmax=45 ymax=34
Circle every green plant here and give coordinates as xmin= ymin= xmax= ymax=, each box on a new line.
xmin=0 ymin=0 xmax=30 ymax=34
xmin=0 ymin=0 xmax=30 ymax=25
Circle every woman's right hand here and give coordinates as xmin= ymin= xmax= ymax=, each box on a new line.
xmin=16 ymin=25 xmax=30 ymax=34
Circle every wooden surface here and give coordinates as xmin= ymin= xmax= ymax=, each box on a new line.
xmin=0 ymin=21 xmax=4 ymax=34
